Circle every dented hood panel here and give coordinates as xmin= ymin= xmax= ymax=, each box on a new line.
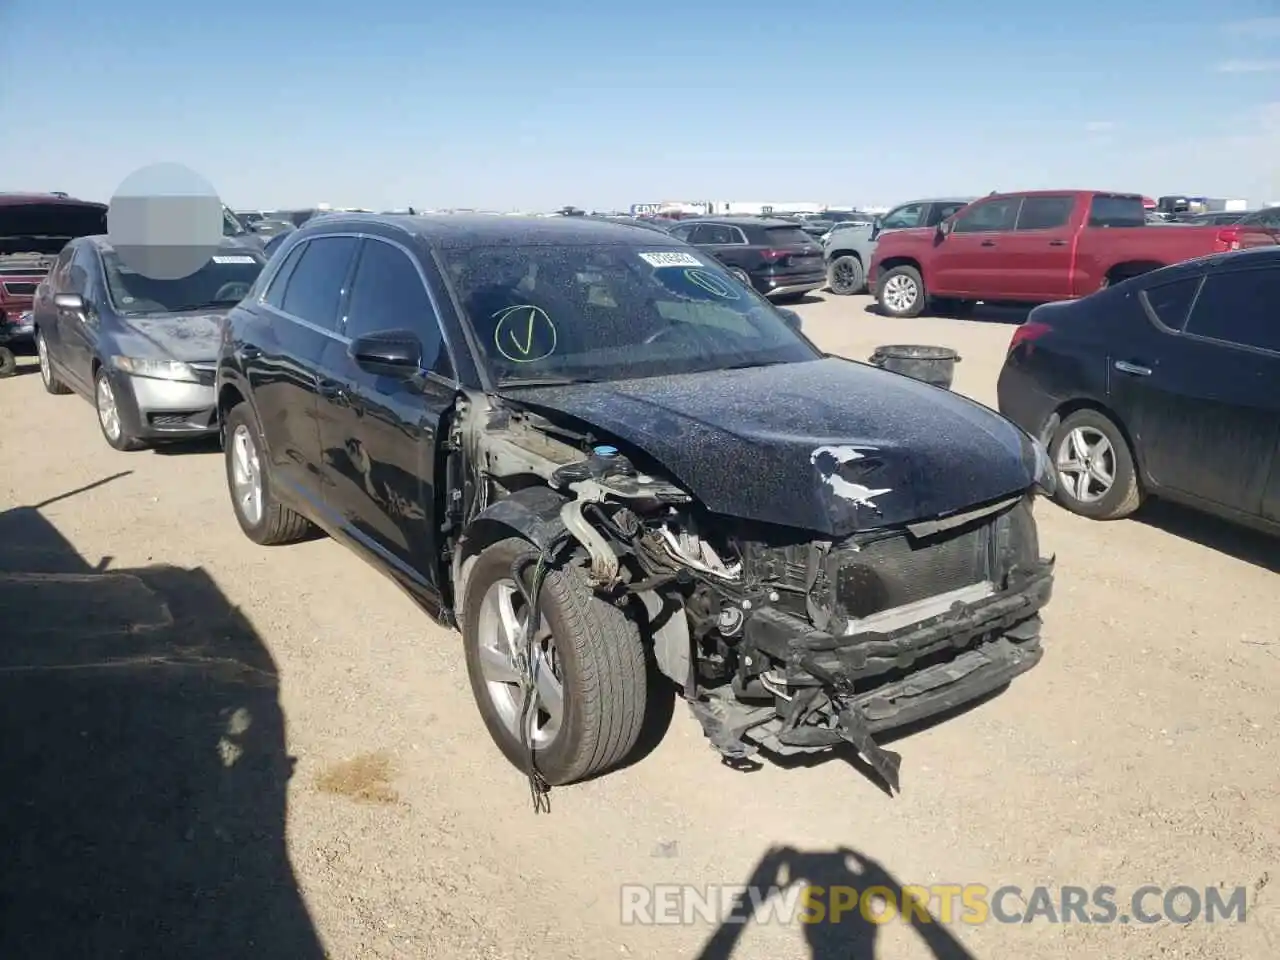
xmin=499 ymin=356 xmax=1036 ymax=536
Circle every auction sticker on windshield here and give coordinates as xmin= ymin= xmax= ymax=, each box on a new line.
xmin=638 ymin=251 xmax=702 ymax=268
xmin=212 ymin=255 xmax=258 ymax=264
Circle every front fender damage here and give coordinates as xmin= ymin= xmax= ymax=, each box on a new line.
xmin=448 ymin=390 xmax=1054 ymax=794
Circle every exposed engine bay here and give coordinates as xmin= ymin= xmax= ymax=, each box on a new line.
xmin=447 ymin=392 xmax=1055 ymax=795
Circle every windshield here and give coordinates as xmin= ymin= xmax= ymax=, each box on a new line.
xmin=440 ymin=243 xmax=821 ymax=384
xmin=103 ymin=250 xmax=265 ymax=315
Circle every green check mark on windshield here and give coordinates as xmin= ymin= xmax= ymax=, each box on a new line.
xmin=509 ymin=310 xmax=535 ymax=354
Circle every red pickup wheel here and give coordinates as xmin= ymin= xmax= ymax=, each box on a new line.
xmin=876 ymin=265 xmax=926 ymax=318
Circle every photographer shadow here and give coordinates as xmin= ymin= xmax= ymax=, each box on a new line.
xmin=0 ymin=483 xmax=324 ymax=959
xmin=697 ymin=845 xmax=977 ymax=960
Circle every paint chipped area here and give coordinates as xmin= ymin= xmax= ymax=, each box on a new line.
xmin=810 ymin=445 xmax=892 ymax=508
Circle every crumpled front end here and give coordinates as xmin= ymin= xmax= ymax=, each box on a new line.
xmin=452 ymin=394 xmax=1054 ymax=794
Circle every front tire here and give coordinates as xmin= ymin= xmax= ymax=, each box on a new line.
xmin=1050 ymin=409 xmax=1142 ymax=520
xmin=222 ymin=403 xmax=313 ymax=545
xmin=37 ymin=331 xmax=71 ymax=394
xmin=876 ymin=265 xmax=926 ymax=318
xmin=462 ymin=537 xmax=648 ymax=786
xmin=94 ymin=367 xmax=146 ymax=451
xmin=827 ymin=254 xmax=865 ymax=295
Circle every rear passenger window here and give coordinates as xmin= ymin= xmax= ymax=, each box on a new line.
xmin=344 ymin=239 xmax=451 ymax=376
xmin=1140 ymin=276 xmax=1200 ymax=330
xmin=1015 ymin=196 xmax=1074 ymax=230
xmin=1183 ymin=269 xmax=1280 ymax=353
xmin=263 ymin=242 xmax=306 ymax=308
xmin=279 ymin=236 xmax=358 ymax=331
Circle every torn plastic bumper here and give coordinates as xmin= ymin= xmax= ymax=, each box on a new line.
xmin=690 ymin=558 xmax=1053 ymax=792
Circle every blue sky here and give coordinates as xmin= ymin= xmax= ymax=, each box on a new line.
xmin=2 ymin=0 xmax=1278 ymax=211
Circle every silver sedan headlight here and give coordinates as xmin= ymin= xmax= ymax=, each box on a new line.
xmin=110 ymin=356 xmax=199 ymax=382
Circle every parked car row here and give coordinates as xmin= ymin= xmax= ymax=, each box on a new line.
xmin=16 ymin=205 xmax=1059 ymax=796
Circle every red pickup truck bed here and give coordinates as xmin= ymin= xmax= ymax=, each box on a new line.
xmin=867 ymin=190 xmax=1277 ymax=318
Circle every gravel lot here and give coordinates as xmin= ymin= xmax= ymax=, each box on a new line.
xmin=1 ymin=293 xmax=1277 ymax=960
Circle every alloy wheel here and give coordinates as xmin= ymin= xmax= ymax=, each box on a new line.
xmin=475 ymin=579 xmax=564 ymax=747
xmin=1056 ymin=426 xmax=1115 ymax=503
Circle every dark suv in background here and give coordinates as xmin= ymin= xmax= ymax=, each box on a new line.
xmin=666 ymin=216 xmax=826 ymax=300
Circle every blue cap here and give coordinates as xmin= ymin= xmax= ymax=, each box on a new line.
xmin=593 ymin=445 xmax=618 ymax=457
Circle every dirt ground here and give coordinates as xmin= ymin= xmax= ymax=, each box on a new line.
xmin=1 ymin=293 xmax=1277 ymax=960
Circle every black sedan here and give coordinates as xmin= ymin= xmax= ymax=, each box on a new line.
xmin=997 ymin=245 xmax=1280 ymax=534
xmin=31 ymin=236 xmax=267 ymax=450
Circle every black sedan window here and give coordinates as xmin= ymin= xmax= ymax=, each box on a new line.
xmin=103 ymin=250 xmax=265 ymax=314
xmin=440 ymin=243 xmax=819 ymax=384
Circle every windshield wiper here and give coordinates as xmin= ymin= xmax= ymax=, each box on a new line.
xmin=167 ymin=299 xmax=243 ymax=312
xmin=718 ymin=359 xmax=795 ymax=371
xmin=498 ymin=375 xmax=604 ymax=388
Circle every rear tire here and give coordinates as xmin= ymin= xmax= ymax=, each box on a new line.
xmin=462 ymin=537 xmax=648 ymax=786
xmin=0 ymin=346 xmax=15 ymax=378
xmin=876 ymin=265 xmax=926 ymax=318
xmin=1050 ymin=409 xmax=1142 ymax=520
xmin=37 ymin=331 xmax=71 ymax=394
xmin=222 ymin=402 xmax=314 ymax=545
xmin=827 ymin=254 xmax=865 ymax=295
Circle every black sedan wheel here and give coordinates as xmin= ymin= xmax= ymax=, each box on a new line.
xmin=1050 ymin=409 xmax=1142 ymax=520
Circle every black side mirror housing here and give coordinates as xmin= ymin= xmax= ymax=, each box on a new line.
xmin=777 ymin=307 xmax=802 ymax=331
xmin=349 ymin=329 xmax=422 ymax=378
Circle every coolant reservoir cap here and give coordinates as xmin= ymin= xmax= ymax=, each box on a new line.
xmin=593 ymin=445 xmax=619 ymax=457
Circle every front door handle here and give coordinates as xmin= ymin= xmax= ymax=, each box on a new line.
xmin=1048 ymin=240 xmax=1067 ymax=246
xmin=317 ymin=379 xmax=346 ymax=400
xmin=1114 ymin=360 xmax=1152 ymax=377
xmin=980 ymin=240 xmax=996 ymax=247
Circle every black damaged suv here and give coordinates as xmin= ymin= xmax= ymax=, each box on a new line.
xmin=216 ymin=214 xmax=1056 ymax=792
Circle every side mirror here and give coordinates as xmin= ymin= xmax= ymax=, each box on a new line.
xmin=937 ymin=219 xmax=953 ymax=237
xmin=349 ymin=329 xmax=422 ymax=378
xmin=869 ymin=217 xmax=882 ymax=240
xmin=54 ymin=293 xmax=85 ymax=313
xmin=777 ymin=308 xmax=802 ymax=331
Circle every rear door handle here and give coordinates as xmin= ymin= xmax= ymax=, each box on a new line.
xmin=317 ymin=379 xmax=345 ymax=399
xmin=1048 ymin=240 xmax=1067 ymax=246
xmin=1114 ymin=360 xmax=1152 ymax=377
xmin=980 ymin=240 xmax=996 ymax=247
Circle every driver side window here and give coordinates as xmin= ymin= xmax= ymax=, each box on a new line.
xmin=880 ymin=204 xmax=923 ymax=229
xmin=952 ymin=198 xmax=1021 ymax=234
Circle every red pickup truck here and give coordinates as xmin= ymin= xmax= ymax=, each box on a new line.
xmin=867 ymin=190 xmax=1277 ymax=318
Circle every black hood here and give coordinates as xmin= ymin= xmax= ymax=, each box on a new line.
xmin=499 ymin=356 xmax=1037 ymax=537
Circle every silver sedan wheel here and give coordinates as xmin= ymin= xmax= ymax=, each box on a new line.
xmin=1056 ymin=426 xmax=1115 ymax=503
xmin=36 ymin=333 xmax=51 ymax=386
xmin=475 ymin=579 xmax=564 ymax=747
xmin=96 ymin=375 xmax=121 ymax=442
xmin=229 ymin=423 xmax=264 ymax=526
xmin=882 ymin=274 xmax=918 ymax=313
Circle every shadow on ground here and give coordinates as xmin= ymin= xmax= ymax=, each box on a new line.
xmin=1135 ymin=499 xmax=1280 ymax=573
xmin=696 ymin=845 xmax=977 ymax=959
xmin=0 ymin=476 xmax=325 ymax=958
xmin=862 ymin=302 xmax=1031 ymax=325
